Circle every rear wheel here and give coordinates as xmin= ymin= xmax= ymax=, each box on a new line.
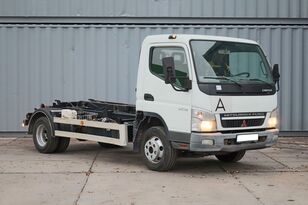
xmin=32 ymin=117 xmax=59 ymax=153
xmin=215 ymin=151 xmax=246 ymax=162
xmin=141 ymin=126 xmax=177 ymax=171
xmin=55 ymin=137 xmax=70 ymax=153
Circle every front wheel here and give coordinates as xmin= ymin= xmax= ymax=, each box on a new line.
xmin=215 ymin=151 xmax=246 ymax=162
xmin=141 ymin=126 xmax=177 ymax=171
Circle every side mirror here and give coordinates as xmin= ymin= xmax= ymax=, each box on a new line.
xmin=272 ymin=64 xmax=280 ymax=91
xmin=272 ymin=64 xmax=280 ymax=83
xmin=183 ymin=77 xmax=192 ymax=90
xmin=162 ymin=57 xmax=176 ymax=84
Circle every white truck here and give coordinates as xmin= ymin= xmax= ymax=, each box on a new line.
xmin=23 ymin=34 xmax=280 ymax=171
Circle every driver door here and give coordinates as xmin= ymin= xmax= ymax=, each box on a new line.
xmin=142 ymin=44 xmax=192 ymax=133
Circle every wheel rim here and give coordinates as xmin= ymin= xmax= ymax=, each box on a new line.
xmin=36 ymin=124 xmax=48 ymax=147
xmin=144 ymin=136 xmax=164 ymax=164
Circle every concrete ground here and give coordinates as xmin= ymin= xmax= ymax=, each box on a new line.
xmin=0 ymin=137 xmax=307 ymax=205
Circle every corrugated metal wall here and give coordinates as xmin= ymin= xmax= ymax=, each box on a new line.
xmin=0 ymin=0 xmax=307 ymax=18
xmin=0 ymin=24 xmax=307 ymax=132
xmin=0 ymin=0 xmax=307 ymax=132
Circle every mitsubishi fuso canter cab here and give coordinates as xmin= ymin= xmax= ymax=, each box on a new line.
xmin=23 ymin=34 xmax=280 ymax=171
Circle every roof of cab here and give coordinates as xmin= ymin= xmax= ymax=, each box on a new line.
xmin=143 ymin=34 xmax=258 ymax=45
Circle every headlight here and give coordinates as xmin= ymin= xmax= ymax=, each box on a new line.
xmin=192 ymin=109 xmax=217 ymax=132
xmin=268 ymin=108 xmax=278 ymax=128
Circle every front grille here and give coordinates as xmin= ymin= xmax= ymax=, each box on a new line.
xmin=220 ymin=112 xmax=266 ymax=128
xmin=221 ymin=119 xmax=264 ymax=128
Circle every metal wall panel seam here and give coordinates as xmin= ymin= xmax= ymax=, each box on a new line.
xmin=0 ymin=24 xmax=308 ymax=29
xmin=0 ymin=17 xmax=308 ymax=25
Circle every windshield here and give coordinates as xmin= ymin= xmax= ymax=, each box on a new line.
xmin=190 ymin=40 xmax=274 ymax=85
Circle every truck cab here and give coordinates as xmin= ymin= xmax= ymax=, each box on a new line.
xmin=135 ymin=34 xmax=279 ymax=170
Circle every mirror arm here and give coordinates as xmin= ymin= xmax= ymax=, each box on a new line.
xmin=170 ymin=83 xmax=189 ymax=92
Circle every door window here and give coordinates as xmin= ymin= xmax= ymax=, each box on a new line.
xmin=150 ymin=47 xmax=189 ymax=88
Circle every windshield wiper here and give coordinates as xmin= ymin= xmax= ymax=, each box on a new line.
xmin=203 ymin=76 xmax=243 ymax=88
xmin=248 ymin=78 xmax=273 ymax=86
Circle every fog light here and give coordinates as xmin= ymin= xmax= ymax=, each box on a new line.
xmin=202 ymin=139 xmax=214 ymax=146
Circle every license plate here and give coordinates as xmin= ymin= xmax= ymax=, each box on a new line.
xmin=236 ymin=134 xmax=258 ymax=142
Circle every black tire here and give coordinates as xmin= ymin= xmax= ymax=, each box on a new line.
xmin=97 ymin=142 xmax=121 ymax=148
xmin=55 ymin=137 xmax=70 ymax=153
xmin=215 ymin=151 xmax=246 ymax=162
xmin=141 ymin=126 xmax=177 ymax=171
xmin=32 ymin=117 xmax=59 ymax=153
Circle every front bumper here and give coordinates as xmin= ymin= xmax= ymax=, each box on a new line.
xmin=189 ymin=129 xmax=279 ymax=153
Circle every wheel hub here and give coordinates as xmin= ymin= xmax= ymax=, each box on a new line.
xmin=144 ymin=136 xmax=164 ymax=163
xmin=36 ymin=124 xmax=48 ymax=147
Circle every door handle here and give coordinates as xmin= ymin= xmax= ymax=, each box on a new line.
xmin=144 ymin=93 xmax=154 ymax=101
